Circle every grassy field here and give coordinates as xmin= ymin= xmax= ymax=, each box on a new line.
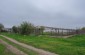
xmin=1 ymin=33 xmax=85 ymax=55
xmin=0 ymin=36 xmax=38 ymax=55
xmin=0 ymin=41 xmax=15 ymax=55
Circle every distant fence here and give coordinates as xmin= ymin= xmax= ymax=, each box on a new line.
xmin=4 ymin=26 xmax=85 ymax=36
xmin=33 ymin=26 xmax=85 ymax=36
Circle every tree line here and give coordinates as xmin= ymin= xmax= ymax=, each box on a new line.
xmin=0 ymin=22 xmax=44 ymax=35
xmin=0 ymin=22 xmax=85 ymax=35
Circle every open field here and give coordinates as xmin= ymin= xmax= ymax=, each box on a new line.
xmin=1 ymin=33 xmax=85 ymax=55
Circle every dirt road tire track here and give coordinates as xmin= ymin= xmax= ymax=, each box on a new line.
xmin=0 ymin=39 xmax=27 ymax=55
xmin=0 ymin=35 xmax=58 ymax=55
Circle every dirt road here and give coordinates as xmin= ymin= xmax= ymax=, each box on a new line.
xmin=0 ymin=35 xmax=58 ymax=55
xmin=0 ymin=39 xmax=27 ymax=55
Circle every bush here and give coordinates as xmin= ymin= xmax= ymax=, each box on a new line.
xmin=0 ymin=23 xmax=4 ymax=32
xmin=81 ymin=27 xmax=85 ymax=30
xmin=19 ymin=21 xmax=35 ymax=35
xmin=12 ymin=26 xmax=18 ymax=33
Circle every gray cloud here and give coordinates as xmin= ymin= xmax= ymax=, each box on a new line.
xmin=0 ymin=0 xmax=85 ymax=28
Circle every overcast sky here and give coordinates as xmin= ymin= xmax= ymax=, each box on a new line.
xmin=0 ymin=0 xmax=85 ymax=29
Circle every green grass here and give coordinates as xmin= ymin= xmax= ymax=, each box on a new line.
xmin=1 ymin=33 xmax=85 ymax=55
xmin=0 ymin=36 xmax=38 ymax=55
xmin=0 ymin=42 xmax=15 ymax=55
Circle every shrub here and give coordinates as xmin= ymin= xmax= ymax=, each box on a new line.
xmin=19 ymin=21 xmax=35 ymax=35
xmin=12 ymin=26 xmax=18 ymax=33
xmin=0 ymin=23 xmax=4 ymax=32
